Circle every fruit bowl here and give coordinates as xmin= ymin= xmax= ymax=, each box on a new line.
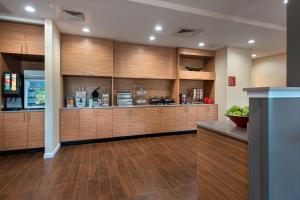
xmin=225 ymin=115 xmax=249 ymax=128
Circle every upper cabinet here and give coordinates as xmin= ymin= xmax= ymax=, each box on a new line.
xmin=61 ymin=34 xmax=113 ymax=76
xmin=0 ymin=21 xmax=44 ymax=55
xmin=114 ymin=42 xmax=177 ymax=79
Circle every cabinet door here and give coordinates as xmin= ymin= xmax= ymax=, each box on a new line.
xmin=113 ymin=108 xmax=130 ymax=137
xmin=207 ymin=105 xmax=218 ymax=121
xmin=174 ymin=106 xmax=187 ymax=131
xmin=187 ymin=106 xmax=198 ymax=130
xmin=28 ymin=111 xmax=44 ymax=148
xmin=80 ymin=109 xmax=97 ymax=140
xmin=0 ymin=22 xmax=25 ymax=54
xmin=4 ymin=112 xmax=27 ymax=150
xmin=198 ymin=106 xmax=208 ymax=121
xmin=146 ymin=107 xmax=161 ymax=134
xmin=97 ymin=109 xmax=113 ymax=139
xmin=161 ymin=107 xmax=175 ymax=132
xmin=61 ymin=34 xmax=113 ymax=76
xmin=114 ymin=42 xmax=176 ymax=79
xmin=130 ymin=108 xmax=146 ymax=135
xmin=0 ymin=113 xmax=3 ymax=151
xmin=60 ymin=109 xmax=80 ymax=141
xmin=24 ymin=25 xmax=44 ymax=55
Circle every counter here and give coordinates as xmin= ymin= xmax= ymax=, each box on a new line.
xmin=0 ymin=109 xmax=44 ymax=113
xmin=197 ymin=120 xmax=248 ymax=142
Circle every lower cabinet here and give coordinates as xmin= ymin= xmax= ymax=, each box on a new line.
xmin=113 ymin=108 xmax=130 ymax=137
xmin=79 ymin=109 xmax=97 ymax=140
xmin=146 ymin=107 xmax=161 ymax=134
xmin=4 ymin=112 xmax=28 ymax=151
xmin=0 ymin=113 xmax=3 ymax=151
xmin=130 ymin=107 xmax=146 ymax=135
xmin=28 ymin=111 xmax=44 ymax=148
xmin=97 ymin=109 xmax=113 ymax=138
xmin=187 ymin=106 xmax=198 ymax=130
xmin=60 ymin=109 xmax=80 ymax=141
xmin=198 ymin=105 xmax=218 ymax=121
xmin=175 ymin=106 xmax=187 ymax=131
xmin=160 ymin=107 xmax=175 ymax=132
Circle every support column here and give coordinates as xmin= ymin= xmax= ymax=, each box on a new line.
xmin=44 ymin=19 xmax=62 ymax=158
xmin=245 ymin=87 xmax=300 ymax=200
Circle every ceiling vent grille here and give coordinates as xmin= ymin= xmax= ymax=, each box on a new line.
xmin=173 ymin=27 xmax=202 ymax=38
xmin=59 ymin=9 xmax=85 ymax=22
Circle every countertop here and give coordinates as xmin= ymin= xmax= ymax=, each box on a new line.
xmin=0 ymin=109 xmax=44 ymax=113
xmin=197 ymin=121 xmax=248 ymax=142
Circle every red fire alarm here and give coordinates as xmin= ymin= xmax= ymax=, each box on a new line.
xmin=228 ymin=76 xmax=236 ymax=86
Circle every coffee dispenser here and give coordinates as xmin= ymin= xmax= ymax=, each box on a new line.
xmin=2 ymin=72 xmax=23 ymax=111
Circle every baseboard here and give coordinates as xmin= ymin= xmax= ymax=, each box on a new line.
xmin=44 ymin=143 xmax=61 ymax=159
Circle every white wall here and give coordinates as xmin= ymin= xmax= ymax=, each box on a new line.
xmin=252 ymin=53 xmax=286 ymax=87
xmin=44 ymin=20 xmax=61 ymax=158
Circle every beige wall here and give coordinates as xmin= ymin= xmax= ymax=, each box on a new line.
xmin=252 ymin=53 xmax=287 ymax=87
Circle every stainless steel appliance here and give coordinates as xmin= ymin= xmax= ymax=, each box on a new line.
xmin=117 ymin=91 xmax=132 ymax=106
xmin=192 ymin=88 xmax=204 ymax=104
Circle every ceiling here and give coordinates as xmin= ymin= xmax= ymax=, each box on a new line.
xmin=0 ymin=0 xmax=287 ymax=58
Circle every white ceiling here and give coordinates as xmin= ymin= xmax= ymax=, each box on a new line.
xmin=0 ymin=0 xmax=287 ymax=58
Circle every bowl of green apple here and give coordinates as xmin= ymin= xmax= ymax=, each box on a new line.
xmin=225 ymin=105 xmax=249 ymax=128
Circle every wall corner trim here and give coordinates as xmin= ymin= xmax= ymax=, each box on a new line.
xmin=44 ymin=143 xmax=61 ymax=159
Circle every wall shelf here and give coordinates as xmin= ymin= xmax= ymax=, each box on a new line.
xmin=179 ymin=71 xmax=215 ymax=80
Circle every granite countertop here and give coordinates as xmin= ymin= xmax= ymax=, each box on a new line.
xmin=197 ymin=121 xmax=248 ymax=142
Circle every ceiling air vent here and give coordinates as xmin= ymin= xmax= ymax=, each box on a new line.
xmin=173 ymin=27 xmax=202 ymax=38
xmin=59 ymin=9 xmax=85 ymax=22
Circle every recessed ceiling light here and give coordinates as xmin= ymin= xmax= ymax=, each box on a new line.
xmin=252 ymin=54 xmax=257 ymax=58
xmin=82 ymin=27 xmax=90 ymax=33
xmin=149 ymin=36 xmax=156 ymax=41
xmin=283 ymin=0 xmax=288 ymax=4
xmin=155 ymin=25 xmax=163 ymax=32
xmin=198 ymin=42 xmax=205 ymax=47
xmin=25 ymin=6 xmax=35 ymax=13
xmin=248 ymin=39 xmax=255 ymax=44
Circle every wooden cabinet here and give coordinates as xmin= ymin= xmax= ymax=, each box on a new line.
xmin=80 ymin=109 xmax=97 ymax=140
xmin=3 ymin=112 xmax=28 ymax=150
xmin=146 ymin=107 xmax=161 ymax=134
xmin=160 ymin=107 xmax=175 ymax=132
xmin=61 ymin=34 xmax=113 ymax=76
xmin=28 ymin=111 xmax=44 ymax=148
xmin=113 ymin=108 xmax=130 ymax=137
xmin=0 ymin=21 xmax=44 ymax=55
xmin=60 ymin=109 xmax=80 ymax=142
xmin=175 ymin=106 xmax=187 ymax=131
xmin=0 ymin=113 xmax=3 ymax=151
xmin=130 ymin=107 xmax=146 ymax=135
xmin=187 ymin=106 xmax=198 ymax=130
xmin=96 ymin=109 xmax=113 ymax=139
xmin=114 ymin=42 xmax=177 ymax=79
xmin=198 ymin=105 xmax=218 ymax=121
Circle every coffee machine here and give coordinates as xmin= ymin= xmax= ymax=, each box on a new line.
xmin=2 ymin=72 xmax=23 ymax=111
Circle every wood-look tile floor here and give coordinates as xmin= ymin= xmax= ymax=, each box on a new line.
xmin=0 ymin=134 xmax=197 ymax=200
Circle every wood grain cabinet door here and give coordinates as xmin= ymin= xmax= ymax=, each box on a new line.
xmin=160 ymin=107 xmax=175 ymax=132
xmin=207 ymin=105 xmax=218 ymax=121
xmin=130 ymin=107 xmax=146 ymax=135
xmin=79 ymin=109 xmax=97 ymax=140
xmin=24 ymin=25 xmax=44 ymax=55
xmin=174 ymin=106 xmax=187 ymax=131
xmin=61 ymin=34 xmax=113 ymax=76
xmin=0 ymin=113 xmax=3 ymax=151
xmin=187 ymin=106 xmax=198 ymax=130
xmin=28 ymin=111 xmax=44 ymax=148
xmin=97 ymin=109 xmax=113 ymax=139
xmin=60 ymin=109 xmax=80 ymax=142
xmin=114 ymin=42 xmax=177 ymax=79
xmin=4 ymin=112 xmax=28 ymax=150
xmin=113 ymin=108 xmax=130 ymax=137
xmin=146 ymin=107 xmax=161 ymax=134
xmin=197 ymin=106 xmax=208 ymax=121
xmin=0 ymin=22 xmax=25 ymax=54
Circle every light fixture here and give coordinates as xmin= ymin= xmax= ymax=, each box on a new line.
xmin=155 ymin=25 xmax=163 ymax=32
xmin=82 ymin=27 xmax=90 ymax=33
xmin=252 ymin=54 xmax=257 ymax=58
xmin=283 ymin=0 xmax=288 ymax=4
xmin=198 ymin=42 xmax=205 ymax=47
xmin=25 ymin=6 xmax=35 ymax=13
xmin=248 ymin=39 xmax=255 ymax=44
xmin=149 ymin=36 xmax=156 ymax=41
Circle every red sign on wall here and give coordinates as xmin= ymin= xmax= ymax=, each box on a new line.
xmin=228 ymin=76 xmax=236 ymax=86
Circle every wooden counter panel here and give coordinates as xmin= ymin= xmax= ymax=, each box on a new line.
xmin=146 ymin=107 xmax=161 ymax=134
xmin=197 ymin=127 xmax=248 ymax=200
xmin=0 ymin=113 xmax=3 ymax=151
xmin=97 ymin=109 xmax=113 ymax=139
xmin=174 ymin=106 xmax=187 ymax=131
xmin=130 ymin=107 xmax=146 ymax=135
xmin=80 ymin=109 xmax=97 ymax=140
xmin=187 ymin=106 xmax=198 ymax=130
xmin=60 ymin=109 xmax=80 ymax=142
xmin=113 ymin=108 xmax=130 ymax=137
xmin=28 ymin=111 xmax=44 ymax=148
xmin=160 ymin=107 xmax=175 ymax=132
